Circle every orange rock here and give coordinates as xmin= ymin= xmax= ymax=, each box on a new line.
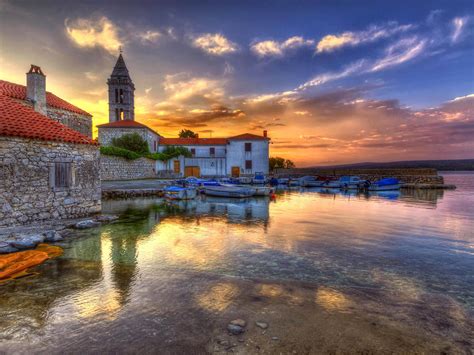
xmin=0 ymin=243 xmax=63 ymax=281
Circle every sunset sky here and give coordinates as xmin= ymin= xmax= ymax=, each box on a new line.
xmin=1 ymin=0 xmax=473 ymax=166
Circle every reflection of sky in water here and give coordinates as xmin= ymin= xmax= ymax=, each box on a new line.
xmin=66 ymin=172 xmax=473 ymax=310
xmin=0 ymin=173 xmax=473 ymax=350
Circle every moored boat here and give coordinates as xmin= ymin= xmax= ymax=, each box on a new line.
xmin=368 ymin=178 xmax=401 ymax=191
xmin=338 ymin=176 xmax=367 ymax=189
xmin=164 ymin=186 xmax=198 ymax=200
xmin=252 ymin=172 xmax=266 ymax=184
xmin=299 ymin=176 xmax=326 ymax=187
xmin=203 ymin=185 xmax=255 ymax=198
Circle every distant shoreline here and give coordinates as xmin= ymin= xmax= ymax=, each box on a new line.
xmin=303 ymin=159 xmax=474 ymax=171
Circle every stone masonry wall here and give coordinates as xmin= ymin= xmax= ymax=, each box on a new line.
xmin=47 ymin=108 xmax=92 ymax=138
xmin=274 ymin=168 xmax=444 ymax=184
xmin=0 ymin=137 xmax=101 ymax=227
xmin=98 ymin=127 xmax=159 ymax=153
xmin=100 ymin=155 xmax=156 ymax=180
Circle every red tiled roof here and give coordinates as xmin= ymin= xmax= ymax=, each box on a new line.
xmin=228 ymin=133 xmax=269 ymax=140
xmin=0 ymin=80 xmax=91 ymax=116
xmin=160 ymin=137 xmax=228 ymax=146
xmin=0 ymin=89 xmax=96 ymax=145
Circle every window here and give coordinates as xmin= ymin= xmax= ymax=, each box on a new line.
xmin=115 ymin=89 xmax=119 ymax=103
xmin=115 ymin=108 xmax=119 ymax=121
xmin=191 ymin=148 xmax=196 ymax=156
xmin=120 ymin=109 xmax=124 ymax=120
xmin=153 ymin=141 xmax=157 ymax=152
xmin=245 ymin=160 xmax=252 ymax=170
xmin=54 ymin=162 xmax=71 ymax=188
xmin=210 ymin=147 xmax=215 ymax=156
xmin=119 ymin=89 xmax=124 ymax=103
xmin=245 ymin=142 xmax=252 ymax=152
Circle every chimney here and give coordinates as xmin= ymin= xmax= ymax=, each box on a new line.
xmin=263 ymin=130 xmax=268 ymax=138
xmin=26 ymin=65 xmax=46 ymax=115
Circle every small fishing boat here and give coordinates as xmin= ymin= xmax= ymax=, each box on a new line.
xmin=320 ymin=180 xmax=342 ymax=188
xmin=252 ymin=172 xmax=266 ymax=184
xmin=338 ymin=176 xmax=367 ymax=189
xmin=299 ymin=176 xmax=326 ymax=187
xmin=368 ymin=178 xmax=401 ymax=191
xmin=276 ymin=178 xmax=289 ymax=185
xmin=288 ymin=178 xmax=300 ymax=187
xmin=251 ymin=186 xmax=274 ymax=196
xmin=203 ymin=185 xmax=254 ymax=198
xmin=164 ymin=186 xmax=197 ymax=200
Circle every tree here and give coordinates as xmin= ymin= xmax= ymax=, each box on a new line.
xmin=269 ymin=156 xmax=296 ymax=171
xmin=111 ymin=133 xmax=149 ymax=154
xmin=179 ymin=129 xmax=198 ymax=138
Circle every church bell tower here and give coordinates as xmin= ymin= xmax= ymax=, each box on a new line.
xmin=107 ymin=50 xmax=135 ymax=122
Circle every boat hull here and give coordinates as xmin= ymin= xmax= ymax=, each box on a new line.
xmin=203 ymin=186 xmax=254 ymax=198
xmin=164 ymin=187 xmax=197 ymax=200
xmin=368 ymin=184 xmax=401 ymax=191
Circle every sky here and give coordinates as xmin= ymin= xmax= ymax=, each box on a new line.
xmin=0 ymin=0 xmax=473 ymax=166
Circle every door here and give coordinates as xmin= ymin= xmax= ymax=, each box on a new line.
xmin=184 ymin=166 xmax=200 ymax=177
xmin=231 ymin=166 xmax=240 ymax=177
xmin=173 ymin=160 xmax=180 ymax=174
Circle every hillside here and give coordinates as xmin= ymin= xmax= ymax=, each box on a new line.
xmin=309 ymin=159 xmax=474 ymax=171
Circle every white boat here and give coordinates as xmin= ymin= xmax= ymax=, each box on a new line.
xmin=299 ymin=176 xmax=325 ymax=187
xmin=288 ymin=179 xmax=300 ymax=187
xmin=164 ymin=186 xmax=197 ymax=200
xmin=338 ymin=176 xmax=367 ymax=189
xmin=220 ymin=183 xmax=272 ymax=196
xmin=203 ymin=185 xmax=255 ymax=198
xmin=368 ymin=178 xmax=401 ymax=191
xmin=277 ymin=178 xmax=289 ymax=185
xmin=320 ymin=180 xmax=342 ymax=188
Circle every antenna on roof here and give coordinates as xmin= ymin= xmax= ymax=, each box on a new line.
xmin=119 ymin=46 xmax=123 ymax=54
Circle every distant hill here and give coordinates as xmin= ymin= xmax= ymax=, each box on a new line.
xmin=309 ymin=159 xmax=474 ymax=171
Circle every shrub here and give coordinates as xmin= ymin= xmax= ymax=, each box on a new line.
xmin=111 ymin=133 xmax=150 ymax=154
xmin=100 ymin=146 xmax=141 ymax=160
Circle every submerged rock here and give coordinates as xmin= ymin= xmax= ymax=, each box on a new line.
xmin=95 ymin=215 xmax=119 ymax=223
xmin=0 ymin=242 xmax=19 ymax=254
xmin=43 ymin=230 xmax=63 ymax=242
xmin=255 ymin=321 xmax=268 ymax=329
xmin=9 ymin=234 xmax=44 ymax=250
xmin=227 ymin=324 xmax=245 ymax=335
xmin=74 ymin=220 xmax=100 ymax=229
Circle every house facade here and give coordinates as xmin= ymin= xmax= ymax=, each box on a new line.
xmin=98 ymin=53 xmax=270 ymax=178
xmin=0 ymin=66 xmax=101 ymax=227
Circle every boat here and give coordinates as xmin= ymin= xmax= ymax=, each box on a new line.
xmin=221 ymin=184 xmax=274 ymax=196
xmin=299 ymin=176 xmax=326 ymax=187
xmin=288 ymin=178 xmax=300 ymax=187
xmin=338 ymin=176 xmax=367 ymax=189
xmin=164 ymin=186 xmax=197 ymax=200
xmin=203 ymin=185 xmax=255 ymax=198
xmin=276 ymin=178 xmax=289 ymax=185
xmin=252 ymin=172 xmax=266 ymax=184
xmin=185 ymin=177 xmax=220 ymax=187
xmin=368 ymin=178 xmax=401 ymax=191
xmin=320 ymin=180 xmax=342 ymax=188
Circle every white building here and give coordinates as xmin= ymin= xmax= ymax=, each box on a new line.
xmin=98 ymin=53 xmax=270 ymax=178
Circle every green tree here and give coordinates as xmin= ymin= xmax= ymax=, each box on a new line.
xmin=111 ymin=133 xmax=149 ymax=154
xmin=179 ymin=129 xmax=198 ymax=138
xmin=269 ymin=156 xmax=295 ymax=171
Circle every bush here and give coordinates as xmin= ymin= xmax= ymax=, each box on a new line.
xmin=100 ymin=146 xmax=141 ymax=160
xmin=111 ymin=133 xmax=150 ymax=154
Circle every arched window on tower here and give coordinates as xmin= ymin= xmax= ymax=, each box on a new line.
xmin=120 ymin=109 xmax=124 ymax=120
xmin=115 ymin=108 xmax=119 ymax=121
xmin=115 ymin=89 xmax=119 ymax=103
xmin=119 ymin=89 xmax=124 ymax=104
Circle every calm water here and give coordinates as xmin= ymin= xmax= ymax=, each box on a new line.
xmin=1 ymin=172 xmax=473 ymax=353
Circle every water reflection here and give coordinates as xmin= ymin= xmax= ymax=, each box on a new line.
xmin=0 ymin=174 xmax=473 ymax=353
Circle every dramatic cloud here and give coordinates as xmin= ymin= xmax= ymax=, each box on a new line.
xmin=251 ymin=36 xmax=315 ymax=57
xmin=162 ymin=73 xmax=225 ymax=105
xmin=298 ymin=60 xmax=367 ymax=90
xmin=136 ymin=30 xmax=161 ymax=44
xmin=192 ymin=33 xmax=238 ymax=56
xmin=451 ymin=16 xmax=469 ymax=43
xmin=65 ymin=16 xmax=122 ymax=54
xmin=371 ymin=36 xmax=426 ymax=71
xmin=316 ymin=22 xmax=413 ymax=53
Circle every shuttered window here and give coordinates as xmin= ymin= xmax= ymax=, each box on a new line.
xmin=245 ymin=160 xmax=252 ymax=169
xmin=210 ymin=147 xmax=215 ymax=156
xmin=245 ymin=143 xmax=252 ymax=152
xmin=54 ymin=162 xmax=71 ymax=188
xmin=191 ymin=148 xmax=196 ymax=156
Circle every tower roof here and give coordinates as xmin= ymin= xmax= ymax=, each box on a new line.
xmin=111 ymin=53 xmax=130 ymax=77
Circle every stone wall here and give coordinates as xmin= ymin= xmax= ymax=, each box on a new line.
xmin=274 ymin=168 xmax=444 ymax=184
xmin=100 ymin=155 xmax=156 ymax=180
xmin=47 ymin=107 xmax=92 ymax=138
xmin=0 ymin=137 xmax=101 ymax=227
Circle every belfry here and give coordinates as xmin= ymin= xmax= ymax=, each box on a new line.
xmin=107 ymin=50 xmax=135 ymax=122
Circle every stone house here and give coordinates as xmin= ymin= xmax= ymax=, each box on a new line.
xmin=0 ymin=65 xmax=101 ymax=228
xmin=98 ymin=53 xmax=270 ymax=178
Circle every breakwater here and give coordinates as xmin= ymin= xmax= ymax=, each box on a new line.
xmin=274 ymin=168 xmax=444 ymax=185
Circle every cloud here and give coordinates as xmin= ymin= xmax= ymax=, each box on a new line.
xmin=451 ymin=93 xmax=474 ymax=102
xmin=316 ymin=22 xmax=413 ymax=53
xmin=137 ymin=30 xmax=161 ymax=44
xmin=251 ymin=36 xmax=314 ymax=57
xmin=451 ymin=16 xmax=469 ymax=43
xmin=298 ymin=60 xmax=367 ymax=90
xmin=192 ymin=33 xmax=238 ymax=56
xmin=84 ymin=71 xmax=99 ymax=81
xmin=371 ymin=36 xmax=426 ymax=71
xmin=65 ymin=16 xmax=122 ymax=54
xmin=162 ymin=73 xmax=225 ymax=105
